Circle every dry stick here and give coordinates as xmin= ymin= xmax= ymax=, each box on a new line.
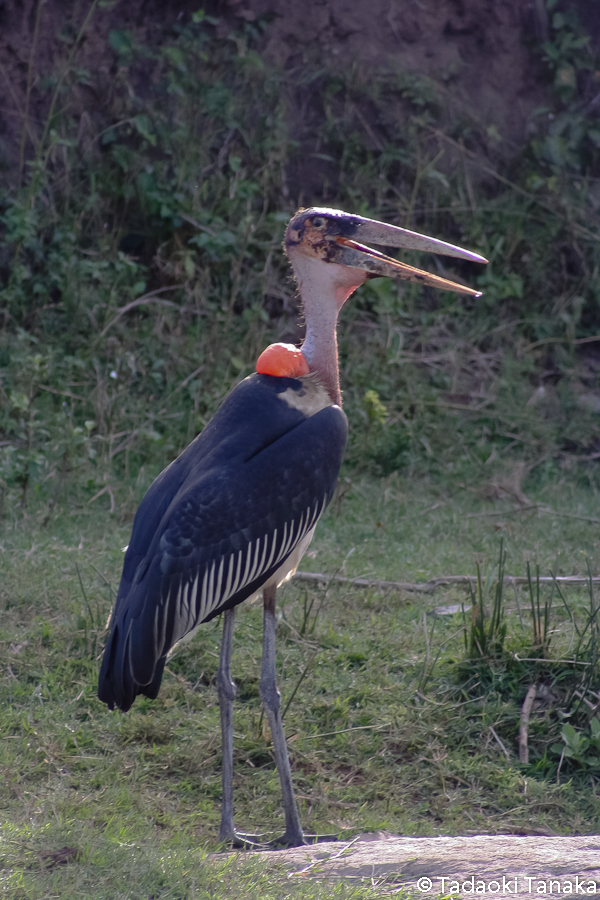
xmin=109 ymin=429 xmax=141 ymax=461
xmin=302 ymin=723 xmax=390 ymax=741
xmin=37 ymin=0 xmax=101 ymax=161
xmin=295 ymin=571 xmax=600 ymax=594
xmin=419 ymin=611 xmax=432 ymax=692
xmin=178 ymin=212 xmax=215 ymax=235
xmin=18 ymin=0 xmax=46 ymax=184
xmin=466 ymin=504 xmax=540 ymax=518
xmin=296 ymin=571 xmax=440 ymax=593
xmin=162 ymin=364 xmax=206 ymax=404
xmin=512 ymin=654 xmax=590 ymax=666
xmin=87 ymin=485 xmax=115 ymax=513
xmin=522 ymin=333 xmax=600 ymax=354
xmin=352 ymin=103 xmax=384 ymax=152
xmin=99 ymin=287 xmax=183 ymax=337
xmin=89 ymin=562 xmax=115 ymax=604
xmin=489 ymin=725 xmax=510 ymax=760
xmin=539 ymin=509 xmax=600 ymax=525
xmin=466 ymin=505 xmax=600 ymax=524
xmin=519 ymin=684 xmax=537 ymax=765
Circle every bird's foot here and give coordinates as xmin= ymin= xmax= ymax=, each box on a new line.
xmin=267 ymin=830 xmax=307 ymax=849
xmin=219 ymin=829 xmax=341 ymax=850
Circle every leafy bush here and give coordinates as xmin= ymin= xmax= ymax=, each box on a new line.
xmin=551 ymin=718 xmax=600 ymax=772
xmin=1 ymin=1 xmax=599 ymax=512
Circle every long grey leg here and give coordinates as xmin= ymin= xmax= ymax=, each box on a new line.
xmin=260 ymin=584 xmax=305 ymax=846
xmin=217 ymin=607 xmax=236 ymax=842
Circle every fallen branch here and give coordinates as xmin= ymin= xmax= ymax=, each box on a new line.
xmin=466 ymin=505 xmax=600 ymax=525
xmin=87 ymin=485 xmax=115 ymax=513
xmin=466 ymin=505 xmax=540 ymax=519
xmin=519 ymin=684 xmax=537 ymax=764
xmin=296 ymin=572 xmax=440 ymax=593
xmin=295 ymin=572 xmax=600 ymax=594
xmin=99 ymin=286 xmax=183 ymax=337
xmin=539 ymin=508 xmax=600 ymax=524
xmin=513 ymin=654 xmax=591 ymax=666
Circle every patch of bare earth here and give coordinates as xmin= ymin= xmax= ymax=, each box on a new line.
xmin=255 ymin=833 xmax=600 ymax=896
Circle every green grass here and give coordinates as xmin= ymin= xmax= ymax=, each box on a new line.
xmin=2 ymin=470 xmax=600 ymax=897
xmin=307 ymin=466 xmax=600 ymax=580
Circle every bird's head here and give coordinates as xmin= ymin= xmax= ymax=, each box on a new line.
xmin=284 ymin=206 xmax=487 ymax=303
xmin=258 ymin=207 xmax=487 ymax=402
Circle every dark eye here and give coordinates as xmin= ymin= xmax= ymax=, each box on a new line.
xmin=311 ymin=216 xmax=326 ymax=228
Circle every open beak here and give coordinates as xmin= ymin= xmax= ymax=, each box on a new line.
xmin=288 ymin=208 xmax=488 ymax=297
xmin=333 ymin=235 xmax=484 ymax=297
xmin=331 ymin=214 xmax=487 ymax=297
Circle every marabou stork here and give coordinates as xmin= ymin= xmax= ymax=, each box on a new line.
xmin=98 ymin=207 xmax=486 ymax=847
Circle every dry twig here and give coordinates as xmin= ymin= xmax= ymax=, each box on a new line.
xmin=489 ymin=725 xmax=510 ymax=760
xmin=295 ymin=571 xmax=600 ymax=594
xmin=99 ymin=286 xmax=183 ymax=337
xmin=519 ymin=684 xmax=537 ymax=764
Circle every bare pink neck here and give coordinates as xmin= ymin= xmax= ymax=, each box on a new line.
xmin=296 ymin=267 xmax=344 ymax=404
xmin=291 ymin=254 xmax=366 ymax=406
xmin=301 ymin=317 xmax=341 ymax=404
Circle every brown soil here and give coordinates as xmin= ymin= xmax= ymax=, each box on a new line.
xmin=0 ymin=0 xmax=597 ymax=181
xmin=247 ymin=0 xmax=547 ymax=150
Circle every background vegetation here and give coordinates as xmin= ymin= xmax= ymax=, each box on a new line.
xmin=1 ymin=1 xmax=600 ymax=897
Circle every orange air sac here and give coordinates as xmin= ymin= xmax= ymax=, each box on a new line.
xmin=255 ymin=343 xmax=310 ymax=378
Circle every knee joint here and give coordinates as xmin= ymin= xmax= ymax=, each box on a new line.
xmin=260 ymin=677 xmax=281 ymax=712
xmin=217 ymin=668 xmax=237 ymax=703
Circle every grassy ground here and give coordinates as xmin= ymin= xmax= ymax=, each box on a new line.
xmin=1 ymin=467 xmax=600 ymax=898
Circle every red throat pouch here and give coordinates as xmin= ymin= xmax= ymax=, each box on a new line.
xmin=256 ymin=343 xmax=310 ymax=378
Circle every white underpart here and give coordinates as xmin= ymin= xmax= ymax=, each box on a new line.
xmin=167 ymin=500 xmax=326 ymax=657
xmin=245 ymin=524 xmax=316 ymax=604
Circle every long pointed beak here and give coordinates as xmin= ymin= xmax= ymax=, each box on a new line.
xmin=345 ymin=213 xmax=488 ymax=264
xmin=285 ymin=208 xmax=488 ymax=297
xmin=333 ymin=236 xmax=484 ymax=297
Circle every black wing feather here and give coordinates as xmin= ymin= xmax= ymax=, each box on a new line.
xmin=98 ymin=374 xmax=347 ymax=711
